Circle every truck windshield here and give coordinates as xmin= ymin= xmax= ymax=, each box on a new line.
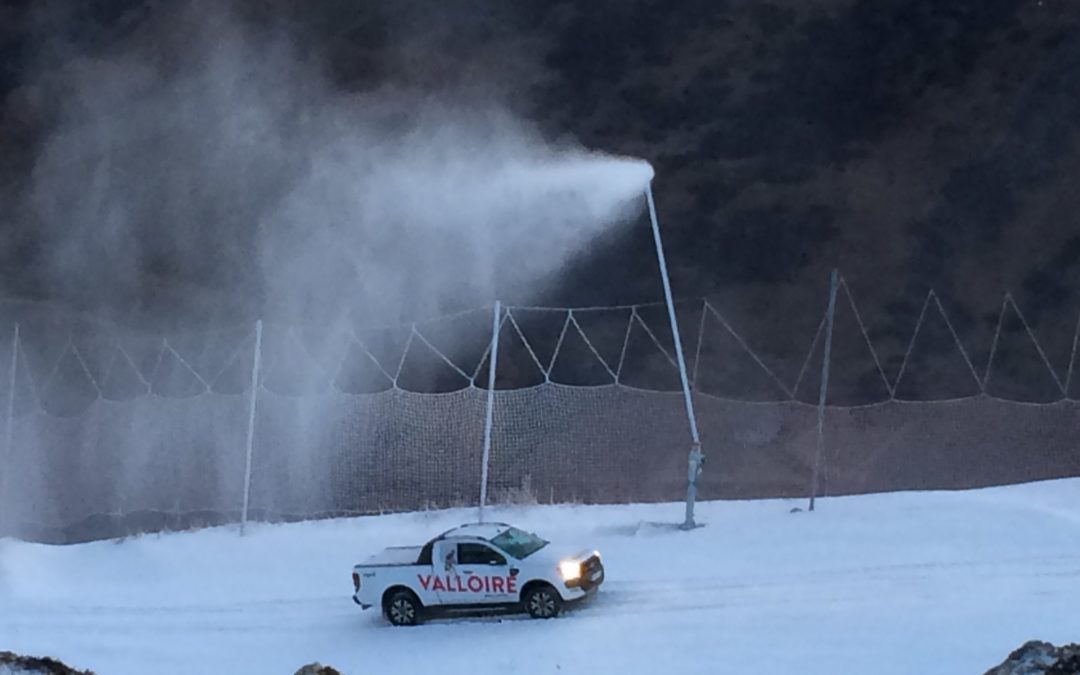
xmin=490 ymin=527 xmax=548 ymax=559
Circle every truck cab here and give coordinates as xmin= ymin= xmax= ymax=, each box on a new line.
xmin=352 ymin=522 xmax=604 ymax=625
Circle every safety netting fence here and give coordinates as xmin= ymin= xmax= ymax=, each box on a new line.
xmin=1 ymin=278 xmax=1077 ymax=542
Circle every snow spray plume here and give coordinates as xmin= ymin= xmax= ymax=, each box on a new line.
xmin=22 ymin=3 xmax=655 ymax=326
xmin=0 ymin=1 xmax=654 ymax=537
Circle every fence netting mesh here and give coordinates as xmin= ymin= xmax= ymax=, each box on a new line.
xmin=1 ymin=286 xmax=1078 ymax=542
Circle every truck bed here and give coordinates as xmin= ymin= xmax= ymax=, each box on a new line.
xmin=360 ymin=546 xmax=423 ymax=566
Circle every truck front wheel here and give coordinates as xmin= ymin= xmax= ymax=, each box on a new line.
xmin=523 ymin=584 xmax=562 ymax=619
xmin=384 ymin=590 xmax=422 ymax=626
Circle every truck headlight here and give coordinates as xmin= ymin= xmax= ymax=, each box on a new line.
xmin=559 ymin=560 xmax=582 ymax=581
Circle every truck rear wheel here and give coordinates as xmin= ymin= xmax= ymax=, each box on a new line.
xmin=384 ymin=590 xmax=422 ymax=626
xmin=523 ymin=584 xmax=562 ymax=619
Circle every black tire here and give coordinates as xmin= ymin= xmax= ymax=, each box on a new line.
xmin=523 ymin=584 xmax=562 ymax=619
xmin=384 ymin=590 xmax=422 ymax=626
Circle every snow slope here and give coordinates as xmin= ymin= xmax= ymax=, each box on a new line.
xmin=2 ymin=480 xmax=1079 ymax=675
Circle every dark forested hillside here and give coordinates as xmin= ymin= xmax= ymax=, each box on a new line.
xmin=1 ymin=0 xmax=1079 ymax=392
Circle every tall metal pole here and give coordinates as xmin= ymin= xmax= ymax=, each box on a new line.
xmin=809 ymin=269 xmax=839 ymax=512
xmin=240 ymin=319 xmax=263 ymax=535
xmin=645 ymin=184 xmax=703 ymax=530
xmin=478 ymin=301 xmax=501 ymax=523
xmin=0 ymin=324 xmax=18 ymax=535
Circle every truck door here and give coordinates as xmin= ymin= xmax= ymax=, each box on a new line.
xmin=451 ymin=542 xmax=517 ymax=604
xmin=414 ymin=540 xmax=456 ymax=605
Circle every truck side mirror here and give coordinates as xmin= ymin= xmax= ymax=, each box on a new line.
xmin=444 ymin=551 xmax=455 ymax=571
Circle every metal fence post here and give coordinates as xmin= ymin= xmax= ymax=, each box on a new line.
xmin=809 ymin=270 xmax=839 ymax=512
xmin=240 ymin=319 xmax=263 ymax=535
xmin=478 ymin=301 xmax=501 ymax=523
xmin=0 ymin=323 xmax=18 ymax=535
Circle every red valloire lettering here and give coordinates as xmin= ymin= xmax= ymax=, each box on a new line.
xmin=418 ymin=574 xmax=518 ymax=594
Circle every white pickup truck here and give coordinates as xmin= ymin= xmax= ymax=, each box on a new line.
xmin=351 ymin=522 xmax=604 ymax=625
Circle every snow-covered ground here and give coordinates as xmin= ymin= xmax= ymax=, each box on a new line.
xmin=2 ymin=479 xmax=1079 ymax=675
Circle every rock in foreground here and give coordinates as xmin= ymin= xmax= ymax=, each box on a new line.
xmin=294 ymin=664 xmax=342 ymax=675
xmin=0 ymin=651 xmax=93 ymax=675
xmin=985 ymin=641 xmax=1080 ymax=674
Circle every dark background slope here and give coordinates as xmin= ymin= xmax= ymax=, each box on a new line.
xmin=1 ymin=0 xmax=1079 ymax=398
